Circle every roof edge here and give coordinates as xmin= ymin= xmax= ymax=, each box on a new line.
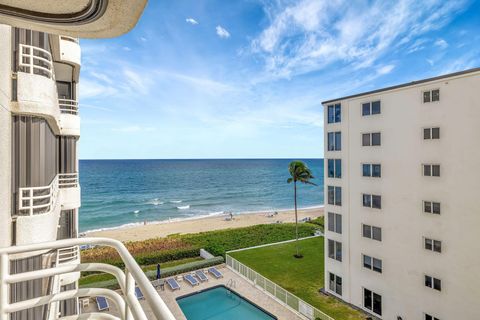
xmin=322 ymin=67 xmax=480 ymax=105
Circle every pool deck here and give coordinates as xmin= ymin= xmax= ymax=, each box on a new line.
xmin=80 ymin=265 xmax=305 ymax=320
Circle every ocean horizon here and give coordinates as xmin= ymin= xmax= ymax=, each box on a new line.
xmin=79 ymin=159 xmax=324 ymax=233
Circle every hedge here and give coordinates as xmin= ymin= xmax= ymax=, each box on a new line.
xmin=80 ymin=256 xmax=224 ymax=290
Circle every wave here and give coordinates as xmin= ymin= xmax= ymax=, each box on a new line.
xmin=177 ymin=205 xmax=190 ymax=210
xmin=81 ymin=205 xmax=323 ymax=234
xmin=170 ymin=200 xmax=182 ymax=203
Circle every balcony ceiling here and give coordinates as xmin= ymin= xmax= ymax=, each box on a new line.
xmin=0 ymin=0 xmax=147 ymax=38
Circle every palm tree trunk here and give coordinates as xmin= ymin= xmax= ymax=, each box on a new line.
xmin=294 ymin=181 xmax=299 ymax=256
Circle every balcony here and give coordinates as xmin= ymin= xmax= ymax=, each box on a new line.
xmin=58 ymin=98 xmax=80 ymax=136
xmin=59 ymin=173 xmax=81 ymax=210
xmin=0 ymin=238 xmax=176 ymax=320
xmin=14 ymin=43 xmax=61 ymax=133
xmin=15 ymin=175 xmax=61 ymax=247
xmin=51 ymin=35 xmax=81 ymax=81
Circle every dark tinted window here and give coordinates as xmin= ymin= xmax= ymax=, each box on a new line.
xmin=363 ymin=194 xmax=371 ymax=207
xmin=373 ymin=258 xmax=382 ymax=273
xmin=372 ymin=226 xmax=382 ymax=241
xmin=432 ymin=127 xmax=440 ymax=139
xmin=372 ymin=195 xmax=382 ymax=209
xmin=328 ymin=239 xmax=335 ymax=259
xmin=335 ymin=159 xmax=341 ymax=178
xmin=362 ymin=103 xmax=370 ymax=116
xmin=423 ymin=91 xmax=431 ymax=103
xmin=327 ymin=105 xmax=335 ymax=123
xmin=335 ymin=213 xmax=342 ymax=233
xmin=373 ymin=292 xmax=382 ymax=315
xmin=328 ymin=159 xmax=335 ymax=178
xmin=362 ymin=164 xmax=371 ymax=177
xmin=432 ymin=89 xmax=440 ymax=102
xmin=433 ymin=278 xmax=441 ymax=291
xmin=424 ymin=165 xmax=431 ymax=176
xmin=424 ymin=201 xmax=432 ymax=213
xmin=335 ymin=104 xmax=341 ymax=122
xmin=363 ymin=225 xmax=371 ymax=238
xmin=335 ymin=132 xmax=341 ymax=150
xmin=335 ymin=242 xmax=342 ymax=261
xmin=328 ymin=186 xmax=335 ymax=205
xmin=371 ymin=132 xmax=381 ymax=146
xmin=335 ymin=187 xmax=342 ymax=206
xmin=432 ymin=202 xmax=441 ymax=214
xmin=372 ymin=164 xmax=381 ymax=177
xmin=424 ymin=128 xmax=431 ymax=139
xmin=371 ymin=101 xmax=381 ymax=114
xmin=432 ymin=165 xmax=440 ymax=177
xmin=328 ymin=132 xmax=335 ymax=151
xmin=328 ymin=212 xmax=335 ymax=232
xmin=362 ymin=134 xmax=370 ymax=146
xmin=364 ymin=289 xmax=372 ymax=310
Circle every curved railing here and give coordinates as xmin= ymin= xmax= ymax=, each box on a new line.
xmin=60 ymin=36 xmax=80 ymax=44
xmin=18 ymin=44 xmax=54 ymax=79
xmin=17 ymin=175 xmax=59 ymax=216
xmin=59 ymin=99 xmax=79 ymax=115
xmin=59 ymin=173 xmax=79 ymax=188
xmin=0 ymin=237 xmax=176 ymax=320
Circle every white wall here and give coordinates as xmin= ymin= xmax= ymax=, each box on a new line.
xmin=324 ymin=71 xmax=480 ymax=319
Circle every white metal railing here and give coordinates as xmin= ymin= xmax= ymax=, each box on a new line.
xmin=60 ymin=36 xmax=80 ymax=44
xmin=56 ymin=246 xmax=80 ymax=265
xmin=0 ymin=237 xmax=176 ymax=320
xmin=59 ymin=173 xmax=79 ymax=189
xmin=59 ymin=98 xmax=79 ymax=115
xmin=17 ymin=175 xmax=59 ymax=216
xmin=18 ymin=43 xmax=54 ymax=79
xmin=226 ymin=255 xmax=334 ymax=320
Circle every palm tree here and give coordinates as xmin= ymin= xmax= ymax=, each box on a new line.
xmin=287 ymin=160 xmax=317 ymax=258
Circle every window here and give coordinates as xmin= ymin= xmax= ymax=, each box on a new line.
xmin=364 ymin=288 xmax=382 ymax=316
xmin=328 ymin=239 xmax=342 ymax=262
xmin=425 ymin=313 xmax=440 ymax=320
xmin=362 ymin=164 xmax=381 ymax=177
xmin=329 ymin=272 xmax=342 ymax=295
xmin=327 ymin=103 xmax=341 ymax=123
xmin=328 ymin=132 xmax=342 ymax=151
xmin=363 ymin=194 xmax=381 ymax=209
xmin=328 ymin=186 xmax=342 ymax=206
xmin=362 ymin=132 xmax=381 ymax=146
xmin=423 ymin=89 xmax=440 ymax=103
xmin=363 ymin=254 xmax=382 ymax=273
xmin=424 ymin=238 xmax=442 ymax=253
xmin=424 ymin=127 xmax=440 ymax=140
xmin=423 ymin=164 xmax=440 ymax=177
xmin=327 ymin=159 xmax=342 ymax=178
xmin=362 ymin=101 xmax=381 ymax=116
xmin=424 ymin=201 xmax=441 ymax=214
xmin=425 ymin=275 xmax=441 ymax=291
xmin=363 ymin=224 xmax=382 ymax=241
xmin=328 ymin=212 xmax=342 ymax=234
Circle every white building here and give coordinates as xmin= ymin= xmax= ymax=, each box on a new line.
xmin=0 ymin=1 xmax=175 ymax=319
xmin=323 ymin=68 xmax=480 ymax=320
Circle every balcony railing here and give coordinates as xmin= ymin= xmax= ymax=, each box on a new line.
xmin=56 ymin=246 xmax=80 ymax=265
xmin=0 ymin=238 xmax=176 ymax=320
xmin=60 ymin=36 xmax=80 ymax=44
xmin=17 ymin=175 xmax=59 ymax=216
xmin=59 ymin=173 xmax=79 ymax=188
xmin=18 ymin=44 xmax=54 ymax=79
xmin=59 ymin=98 xmax=79 ymax=115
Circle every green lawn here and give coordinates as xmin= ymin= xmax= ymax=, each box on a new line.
xmin=229 ymin=237 xmax=365 ymax=320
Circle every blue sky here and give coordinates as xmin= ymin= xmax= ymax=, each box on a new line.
xmin=79 ymin=0 xmax=480 ymax=159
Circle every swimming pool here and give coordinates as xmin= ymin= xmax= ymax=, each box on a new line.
xmin=177 ymin=285 xmax=277 ymax=320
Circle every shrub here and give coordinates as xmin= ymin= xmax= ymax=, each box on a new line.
xmin=307 ymin=216 xmax=325 ymax=231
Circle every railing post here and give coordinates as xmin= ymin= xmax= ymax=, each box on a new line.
xmin=124 ymin=268 xmax=134 ymax=320
xmin=0 ymin=254 xmax=9 ymax=320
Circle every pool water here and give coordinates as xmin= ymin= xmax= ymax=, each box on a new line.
xmin=177 ymin=286 xmax=277 ymax=320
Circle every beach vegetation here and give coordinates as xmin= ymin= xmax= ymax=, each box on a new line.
xmin=287 ymin=160 xmax=317 ymax=258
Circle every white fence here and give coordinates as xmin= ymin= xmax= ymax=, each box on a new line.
xmin=59 ymin=172 xmax=79 ymax=188
xmin=226 ymin=254 xmax=334 ymax=320
xmin=18 ymin=44 xmax=54 ymax=79
xmin=17 ymin=175 xmax=59 ymax=216
xmin=58 ymin=98 xmax=79 ymax=115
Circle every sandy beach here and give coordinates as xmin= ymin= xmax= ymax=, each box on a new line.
xmin=86 ymin=207 xmax=324 ymax=242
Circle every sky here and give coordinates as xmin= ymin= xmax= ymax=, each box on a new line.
xmin=79 ymin=0 xmax=480 ymax=159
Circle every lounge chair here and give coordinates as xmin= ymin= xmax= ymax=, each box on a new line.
xmin=184 ymin=274 xmax=199 ymax=286
xmin=166 ymin=278 xmax=180 ymax=291
xmin=135 ymin=287 xmax=144 ymax=300
xmin=195 ymin=270 xmax=208 ymax=282
xmin=96 ymin=296 xmax=109 ymax=311
xmin=152 ymin=279 xmax=165 ymax=289
xmin=208 ymin=267 xmax=223 ymax=279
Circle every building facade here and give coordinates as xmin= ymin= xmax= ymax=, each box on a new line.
xmin=0 ymin=25 xmax=81 ymax=319
xmin=323 ymin=68 xmax=480 ymax=319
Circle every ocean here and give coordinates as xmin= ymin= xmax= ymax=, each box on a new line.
xmin=79 ymin=159 xmax=324 ymax=233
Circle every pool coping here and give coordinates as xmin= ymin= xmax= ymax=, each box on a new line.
xmin=176 ymin=284 xmax=278 ymax=320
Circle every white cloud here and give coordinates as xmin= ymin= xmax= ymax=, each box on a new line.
xmin=140 ymin=37 xmax=147 ymax=42
xmin=123 ymin=46 xmax=131 ymax=51
xmin=216 ymin=25 xmax=230 ymax=38
xmin=252 ymin=0 xmax=468 ymax=79
xmin=434 ymin=38 xmax=448 ymax=49
xmin=123 ymin=68 xmax=153 ymax=94
xmin=186 ymin=18 xmax=198 ymax=25
xmin=377 ymin=64 xmax=395 ymax=75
